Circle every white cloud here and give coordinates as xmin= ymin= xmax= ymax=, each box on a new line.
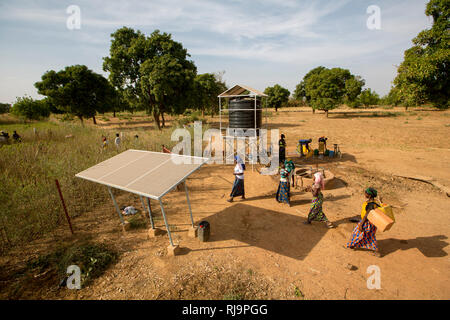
xmin=0 ymin=0 xmax=433 ymax=101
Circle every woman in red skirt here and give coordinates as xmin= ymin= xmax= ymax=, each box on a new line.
xmin=346 ymin=187 xmax=381 ymax=257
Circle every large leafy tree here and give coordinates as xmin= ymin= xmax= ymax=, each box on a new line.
xmin=103 ymin=27 xmax=197 ymax=129
xmin=264 ymin=84 xmax=290 ymax=112
xmin=304 ymin=67 xmax=359 ymax=117
xmin=35 ymin=65 xmax=116 ymax=124
xmin=192 ymin=73 xmax=227 ymax=116
xmin=393 ymin=0 xmax=449 ymax=109
xmin=293 ymin=66 xmax=326 ymax=113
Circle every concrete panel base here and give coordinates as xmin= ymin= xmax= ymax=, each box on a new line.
xmin=148 ymin=228 xmax=164 ymax=238
xmin=121 ymin=221 xmax=130 ymax=232
xmin=188 ymin=226 xmax=198 ymax=238
xmin=167 ymin=244 xmax=181 ymax=256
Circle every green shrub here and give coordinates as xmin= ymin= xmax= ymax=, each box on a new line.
xmin=11 ymin=96 xmax=50 ymax=120
xmin=26 ymin=242 xmax=118 ymax=287
xmin=0 ymin=103 xmax=11 ymax=114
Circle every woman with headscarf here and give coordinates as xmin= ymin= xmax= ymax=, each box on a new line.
xmin=276 ymin=163 xmax=291 ymax=206
xmin=304 ymin=172 xmax=335 ymax=228
xmin=346 ymin=187 xmax=381 ymax=257
xmin=227 ymin=155 xmax=245 ymax=202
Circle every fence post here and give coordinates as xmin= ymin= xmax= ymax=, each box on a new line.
xmin=55 ymin=179 xmax=74 ymax=235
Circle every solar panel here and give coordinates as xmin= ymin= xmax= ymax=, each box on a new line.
xmin=75 ymin=150 xmax=209 ymax=200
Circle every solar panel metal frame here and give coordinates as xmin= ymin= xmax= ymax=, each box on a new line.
xmin=75 ymin=149 xmax=209 ymax=200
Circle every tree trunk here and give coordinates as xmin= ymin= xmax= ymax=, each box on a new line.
xmin=405 ymin=106 xmax=408 ymax=111
xmin=92 ymin=115 xmax=97 ymax=125
xmin=113 ymin=110 xmax=116 ymax=118
xmin=161 ymin=112 xmax=166 ymax=128
xmin=325 ymin=110 xmax=329 ymax=118
xmin=153 ymin=110 xmax=161 ymax=130
xmin=312 ymin=108 xmax=315 ymax=114
xmin=78 ymin=115 xmax=84 ymax=127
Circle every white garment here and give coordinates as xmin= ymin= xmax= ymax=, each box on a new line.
xmin=122 ymin=206 xmax=137 ymax=215
xmin=234 ymin=164 xmax=244 ymax=180
xmin=115 ymin=137 xmax=121 ymax=146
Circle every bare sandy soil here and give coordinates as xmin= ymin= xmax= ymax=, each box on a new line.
xmin=1 ymin=107 xmax=449 ymax=300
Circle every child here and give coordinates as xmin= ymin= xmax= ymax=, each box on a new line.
xmin=114 ymin=133 xmax=121 ymax=149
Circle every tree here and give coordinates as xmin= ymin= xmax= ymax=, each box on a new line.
xmin=293 ymin=66 xmax=326 ymax=113
xmin=264 ymin=84 xmax=290 ymax=112
xmin=35 ymin=65 xmax=116 ymax=125
xmin=0 ymin=103 xmax=11 ymax=114
xmin=304 ymin=67 xmax=356 ymax=117
xmin=344 ymin=76 xmax=365 ymax=107
xmin=11 ymin=96 xmax=50 ymax=120
xmin=103 ymin=27 xmax=197 ymax=130
xmin=296 ymin=66 xmax=365 ymax=113
xmin=393 ymin=0 xmax=449 ymax=109
xmin=192 ymin=73 xmax=227 ymax=116
xmin=359 ymin=89 xmax=380 ymax=107
xmin=381 ymin=87 xmax=403 ymax=106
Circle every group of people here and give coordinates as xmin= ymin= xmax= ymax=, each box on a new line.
xmin=101 ymin=133 xmax=139 ymax=150
xmin=226 ymin=133 xmax=383 ymax=257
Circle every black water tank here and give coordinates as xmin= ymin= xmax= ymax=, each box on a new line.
xmin=229 ymin=98 xmax=262 ymax=130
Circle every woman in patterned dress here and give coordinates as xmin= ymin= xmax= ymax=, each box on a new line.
xmin=304 ymin=183 xmax=335 ymax=228
xmin=346 ymin=187 xmax=381 ymax=257
xmin=276 ymin=163 xmax=291 ymax=206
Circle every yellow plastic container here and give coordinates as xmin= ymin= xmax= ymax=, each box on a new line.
xmin=379 ymin=204 xmax=395 ymax=222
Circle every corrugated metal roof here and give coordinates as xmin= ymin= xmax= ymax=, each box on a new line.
xmin=218 ymin=84 xmax=268 ymax=97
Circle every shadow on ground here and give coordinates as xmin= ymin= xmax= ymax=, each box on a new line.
xmin=378 ymin=235 xmax=449 ymax=258
xmin=197 ymin=203 xmax=349 ymax=261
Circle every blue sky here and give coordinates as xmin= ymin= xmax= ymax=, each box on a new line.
xmin=0 ymin=0 xmax=432 ymax=104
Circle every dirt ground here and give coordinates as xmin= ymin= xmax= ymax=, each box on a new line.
xmin=1 ymin=107 xmax=449 ymax=300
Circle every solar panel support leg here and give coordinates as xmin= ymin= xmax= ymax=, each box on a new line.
xmin=140 ymin=196 xmax=146 ymax=212
xmin=146 ymin=197 xmax=155 ymax=229
xmin=184 ymin=182 xmax=195 ymax=227
xmin=108 ymin=187 xmax=125 ymax=225
xmin=159 ymin=199 xmax=174 ymax=247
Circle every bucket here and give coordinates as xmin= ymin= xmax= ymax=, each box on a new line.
xmin=367 ymin=208 xmax=394 ymax=232
xmin=328 ymin=150 xmax=335 ymax=157
xmin=198 ymin=221 xmax=210 ymax=242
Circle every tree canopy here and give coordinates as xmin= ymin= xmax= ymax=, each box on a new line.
xmin=0 ymin=103 xmax=11 ymax=114
xmin=103 ymin=27 xmax=197 ymax=129
xmin=359 ymin=88 xmax=380 ymax=107
xmin=294 ymin=66 xmax=364 ymax=113
xmin=300 ymin=67 xmax=363 ymax=116
xmin=192 ymin=73 xmax=227 ymax=116
xmin=35 ymin=65 xmax=116 ymax=124
xmin=393 ymin=0 xmax=449 ymax=109
xmin=264 ymin=84 xmax=290 ymax=112
xmin=293 ymin=66 xmax=326 ymax=106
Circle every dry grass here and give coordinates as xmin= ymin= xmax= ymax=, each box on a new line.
xmin=0 ymin=116 xmax=192 ymax=253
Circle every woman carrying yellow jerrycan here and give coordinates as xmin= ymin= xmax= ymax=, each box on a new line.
xmin=346 ymin=188 xmax=383 ymax=257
